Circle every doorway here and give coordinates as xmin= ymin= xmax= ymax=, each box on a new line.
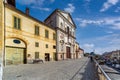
xmin=5 ymin=47 xmax=27 ymax=65
xmin=66 ymin=47 xmax=71 ymax=58
xmin=45 ymin=53 xmax=50 ymax=61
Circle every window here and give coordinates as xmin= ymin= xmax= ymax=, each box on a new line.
xmin=13 ymin=39 xmax=21 ymax=44
xmin=60 ymin=22 xmax=63 ymax=29
xmin=53 ymin=45 xmax=56 ymax=49
xmin=53 ymin=33 xmax=56 ymax=40
xmin=65 ymin=28 xmax=67 ymax=32
xmin=46 ymin=44 xmax=48 ymax=48
xmin=67 ymin=27 xmax=69 ymax=33
xmin=35 ymin=26 xmax=39 ymax=36
xmin=35 ymin=52 xmax=39 ymax=59
xmin=14 ymin=16 xmax=21 ymax=29
xmin=45 ymin=30 xmax=49 ymax=38
xmin=35 ymin=42 xmax=39 ymax=47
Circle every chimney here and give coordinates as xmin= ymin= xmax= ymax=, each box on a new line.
xmin=7 ymin=0 xmax=16 ymax=7
xmin=26 ymin=8 xmax=29 ymax=15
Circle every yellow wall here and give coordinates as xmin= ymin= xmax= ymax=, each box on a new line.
xmin=5 ymin=5 xmax=56 ymax=63
xmin=74 ymin=42 xmax=79 ymax=59
xmin=0 ymin=0 xmax=4 ymax=64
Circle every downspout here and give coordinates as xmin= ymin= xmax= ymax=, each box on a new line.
xmin=3 ymin=0 xmax=6 ymax=67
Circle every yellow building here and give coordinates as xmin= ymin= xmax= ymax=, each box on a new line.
xmin=4 ymin=1 xmax=56 ymax=65
xmin=75 ymin=42 xmax=84 ymax=59
xmin=0 ymin=0 xmax=4 ymax=78
xmin=79 ymin=48 xmax=84 ymax=58
xmin=75 ymin=42 xmax=79 ymax=59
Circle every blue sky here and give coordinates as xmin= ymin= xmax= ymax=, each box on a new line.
xmin=16 ymin=0 xmax=120 ymax=54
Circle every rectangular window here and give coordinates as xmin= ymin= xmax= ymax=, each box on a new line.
xmin=67 ymin=27 xmax=69 ymax=33
xmin=53 ymin=45 xmax=56 ymax=49
xmin=14 ymin=16 xmax=21 ymax=29
xmin=46 ymin=44 xmax=48 ymax=48
xmin=45 ymin=30 xmax=49 ymax=38
xmin=35 ymin=52 xmax=39 ymax=59
xmin=35 ymin=42 xmax=39 ymax=47
xmin=53 ymin=33 xmax=56 ymax=40
xmin=35 ymin=26 xmax=39 ymax=36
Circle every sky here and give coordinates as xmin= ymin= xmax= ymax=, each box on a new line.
xmin=16 ymin=0 xmax=120 ymax=54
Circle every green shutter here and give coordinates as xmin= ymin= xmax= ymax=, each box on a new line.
xmin=35 ymin=52 xmax=39 ymax=59
xmin=14 ymin=16 xmax=17 ymax=28
xmin=45 ymin=30 xmax=49 ymax=38
xmin=18 ymin=18 xmax=21 ymax=29
xmin=35 ymin=26 xmax=39 ymax=36
xmin=37 ymin=27 xmax=39 ymax=35
xmin=14 ymin=16 xmax=21 ymax=30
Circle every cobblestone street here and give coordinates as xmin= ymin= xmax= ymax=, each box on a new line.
xmin=3 ymin=57 xmax=97 ymax=80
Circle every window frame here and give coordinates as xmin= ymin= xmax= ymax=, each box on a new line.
xmin=53 ymin=33 xmax=56 ymax=40
xmin=35 ymin=25 xmax=40 ymax=36
xmin=35 ymin=42 xmax=39 ymax=47
xmin=45 ymin=29 xmax=49 ymax=38
xmin=46 ymin=44 xmax=48 ymax=48
xmin=35 ymin=52 xmax=39 ymax=59
xmin=13 ymin=16 xmax=21 ymax=30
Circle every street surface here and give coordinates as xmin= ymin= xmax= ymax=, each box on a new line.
xmin=3 ymin=57 xmax=98 ymax=80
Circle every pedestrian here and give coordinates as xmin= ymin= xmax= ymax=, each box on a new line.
xmin=90 ymin=56 xmax=93 ymax=62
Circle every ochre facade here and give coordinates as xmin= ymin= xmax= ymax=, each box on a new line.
xmin=5 ymin=4 xmax=56 ymax=65
xmin=0 ymin=0 xmax=4 ymax=78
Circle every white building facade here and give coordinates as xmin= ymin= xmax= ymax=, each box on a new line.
xmin=45 ymin=9 xmax=76 ymax=60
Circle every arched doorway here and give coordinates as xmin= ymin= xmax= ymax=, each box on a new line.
xmin=5 ymin=38 xmax=27 ymax=65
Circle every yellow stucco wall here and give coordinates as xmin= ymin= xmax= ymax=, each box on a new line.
xmin=74 ymin=42 xmax=79 ymax=59
xmin=0 ymin=0 xmax=4 ymax=59
xmin=5 ymin=5 xmax=56 ymax=64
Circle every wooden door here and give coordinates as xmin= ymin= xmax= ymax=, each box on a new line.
xmin=66 ymin=47 xmax=71 ymax=58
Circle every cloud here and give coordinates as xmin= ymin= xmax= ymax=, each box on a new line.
xmin=83 ymin=43 xmax=94 ymax=49
xmin=31 ymin=6 xmax=50 ymax=11
xmin=17 ymin=0 xmax=45 ymax=6
xmin=80 ymin=34 xmax=120 ymax=54
xmin=75 ymin=18 xmax=104 ymax=27
xmin=75 ymin=17 xmax=120 ymax=30
xmin=115 ymin=7 xmax=120 ymax=12
xmin=95 ymin=34 xmax=120 ymax=54
xmin=64 ymin=3 xmax=75 ymax=14
xmin=100 ymin=0 xmax=119 ymax=12
xmin=17 ymin=0 xmax=51 ymax=12
xmin=81 ymin=43 xmax=95 ymax=53
xmin=104 ymin=17 xmax=120 ymax=29
xmin=83 ymin=0 xmax=91 ymax=13
xmin=106 ymin=31 xmax=113 ymax=34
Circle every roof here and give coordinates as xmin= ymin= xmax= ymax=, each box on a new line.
xmin=44 ymin=9 xmax=76 ymax=28
xmin=5 ymin=3 xmax=55 ymax=30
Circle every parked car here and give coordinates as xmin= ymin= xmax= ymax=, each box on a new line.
xmin=98 ymin=59 xmax=105 ymax=65
xmin=106 ymin=59 xmax=112 ymax=65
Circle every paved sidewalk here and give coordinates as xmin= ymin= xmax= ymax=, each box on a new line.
xmin=81 ymin=60 xmax=99 ymax=80
xmin=71 ymin=59 xmax=99 ymax=80
xmin=3 ymin=57 xmax=98 ymax=80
